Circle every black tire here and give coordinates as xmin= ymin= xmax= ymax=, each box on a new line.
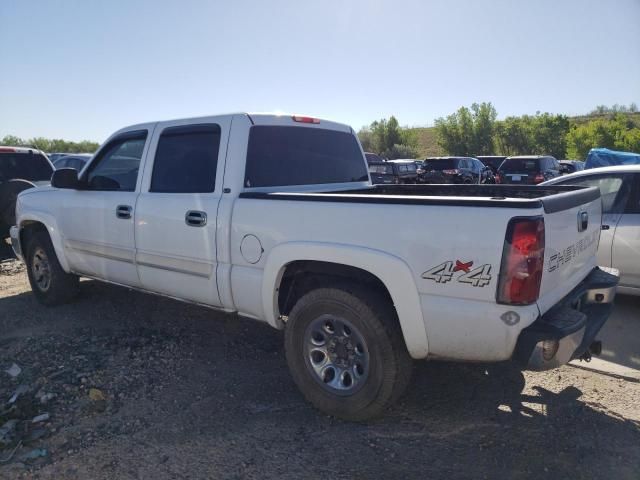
xmin=285 ymin=285 xmax=412 ymax=421
xmin=25 ymin=231 xmax=79 ymax=306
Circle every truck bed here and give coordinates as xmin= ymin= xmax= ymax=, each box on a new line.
xmin=240 ymin=184 xmax=600 ymax=213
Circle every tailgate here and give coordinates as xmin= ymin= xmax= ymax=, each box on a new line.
xmin=537 ymin=187 xmax=602 ymax=314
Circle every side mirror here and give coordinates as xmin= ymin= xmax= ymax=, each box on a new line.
xmin=51 ymin=168 xmax=79 ymax=189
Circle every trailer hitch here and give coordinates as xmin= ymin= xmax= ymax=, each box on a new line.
xmin=578 ymin=340 xmax=603 ymax=362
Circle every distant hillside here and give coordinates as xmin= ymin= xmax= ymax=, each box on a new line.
xmin=571 ymin=111 xmax=640 ymax=127
xmin=408 ymin=126 xmax=443 ymax=157
xmin=408 ymin=111 xmax=640 ymax=158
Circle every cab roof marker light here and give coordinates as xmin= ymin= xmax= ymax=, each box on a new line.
xmin=292 ymin=115 xmax=320 ymax=124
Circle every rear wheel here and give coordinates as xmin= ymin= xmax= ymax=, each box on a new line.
xmin=285 ymin=285 xmax=412 ymax=421
xmin=25 ymin=231 xmax=79 ymax=305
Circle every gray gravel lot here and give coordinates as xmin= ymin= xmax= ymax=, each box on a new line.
xmin=1 ymin=242 xmax=639 ymax=479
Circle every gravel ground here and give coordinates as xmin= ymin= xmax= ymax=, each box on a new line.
xmin=1 ymin=241 xmax=639 ymax=479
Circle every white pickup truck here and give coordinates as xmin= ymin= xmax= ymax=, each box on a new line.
xmin=10 ymin=113 xmax=618 ymax=420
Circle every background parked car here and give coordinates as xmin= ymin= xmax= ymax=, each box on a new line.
xmin=541 ymin=165 xmax=640 ymax=296
xmin=471 ymin=157 xmax=496 ymax=183
xmin=0 ymin=146 xmax=54 ymax=238
xmin=47 ymin=152 xmax=71 ymax=164
xmin=364 ymin=152 xmax=385 ymax=164
xmin=413 ymin=160 xmax=425 ymax=179
xmin=53 ymin=153 xmax=92 ymax=171
xmin=477 ymin=155 xmax=506 ymax=175
xmin=559 ymin=160 xmax=585 ymax=175
xmin=367 ymin=161 xmax=395 ymax=184
xmin=496 ymin=155 xmax=561 ymax=184
xmin=422 ymin=157 xmax=481 ymax=184
xmin=386 ymin=159 xmax=419 ymax=183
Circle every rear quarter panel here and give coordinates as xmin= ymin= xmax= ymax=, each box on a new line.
xmin=230 ymin=198 xmax=543 ymax=360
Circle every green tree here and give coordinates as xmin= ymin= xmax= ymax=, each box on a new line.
xmin=618 ymin=127 xmax=640 ymax=153
xmin=357 ymin=128 xmax=374 ymax=152
xmin=1 ymin=135 xmax=24 ymax=146
xmin=530 ymin=113 xmax=570 ymax=158
xmin=565 ymin=114 xmax=640 ymax=159
xmin=383 ymin=143 xmax=419 ymax=159
xmin=494 ymin=116 xmax=534 ymax=155
xmin=1 ymin=134 xmax=99 ymax=153
xmin=369 ymin=116 xmax=402 ymax=153
xmin=493 ymin=113 xmax=569 ymax=158
xmin=434 ymin=102 xmax=497 ymax=156
xmin=361 ymin=116 xmax=418 ymax=158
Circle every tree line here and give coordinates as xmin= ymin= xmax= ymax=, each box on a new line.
xmin=1 ymin=135 xmax=99 ymax=154
xmin=359 ymin=103 xmax=640 ymax=160
xmin=5 ymin=103 xmax=640 ymax=160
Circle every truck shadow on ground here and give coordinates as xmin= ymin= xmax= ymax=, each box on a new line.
xmin=595 ymin=293 xmax=640 ymax=372
xmin=1 ymin=279 xmax=639 ymax=479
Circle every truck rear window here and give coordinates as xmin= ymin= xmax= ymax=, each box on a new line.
xmin=0 ymin=153 xmax=53 ymax=182
xmin=245 ymin=126 xmax=368 ymax=187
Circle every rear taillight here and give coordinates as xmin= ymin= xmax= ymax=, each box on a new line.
xmin=0 ymin=147 xmax=17 ymax=153
xmin=292 ymin=115 xmax=320 ymax=124
xmin=533 ymin=173 xmax=545 ymax=184
xmin=442 ymin=169 xmax=459 ymax=175
xmin=497 ymin=217 xmax=545 ymax=305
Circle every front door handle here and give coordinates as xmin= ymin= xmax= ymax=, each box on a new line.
xmin=185 ymin=210 xmax=207 ymax=227
xmin=116 ymin=205 xmax=132 ymax=219
xmin=601 ymin=224 xmax=610 ymax=230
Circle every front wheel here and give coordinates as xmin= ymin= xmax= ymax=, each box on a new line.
xmin=25 ymin=231 xmax=79 ymax=306
xmin=284 ymin=286 xmax=412 ymax=421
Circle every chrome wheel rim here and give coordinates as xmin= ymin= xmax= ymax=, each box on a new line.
xmin=32 ymin=247 xmax=52 ymax=292
xmin=304 ymin=315 xmax=370 ymax=396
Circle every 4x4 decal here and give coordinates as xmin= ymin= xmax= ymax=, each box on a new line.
xmin=422 ymin=260 xmax=492 ymax=287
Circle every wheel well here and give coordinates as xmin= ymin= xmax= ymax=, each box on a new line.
xmin=19 ymin=221 xmax=48 ymax=254
xmin=277 ymin=261 xmax=395 ymax=317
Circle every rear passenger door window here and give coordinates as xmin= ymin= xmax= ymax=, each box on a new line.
xmin=151 ymin=124 xmax=221 ymax=193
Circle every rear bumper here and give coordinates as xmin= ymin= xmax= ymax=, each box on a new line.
xmin=9 ymin=225 xmax=22 ymax=261
xmin=513 ymin=267 xmax=619 ymax=370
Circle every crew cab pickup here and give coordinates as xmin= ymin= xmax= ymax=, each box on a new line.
xmin=10 ymin=113 xmax=618 ymax=420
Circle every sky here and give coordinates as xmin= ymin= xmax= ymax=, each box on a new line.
xmin=1 ymin=0 xmax=639 ymax=143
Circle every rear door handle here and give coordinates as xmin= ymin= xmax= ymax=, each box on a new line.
xmin=601 ymin=224 xmax=610 ymax=230
xmin=185 ymin=210 xmax=207 ymax=227
xmin=116 ymin=205 xmax=132 ymax=219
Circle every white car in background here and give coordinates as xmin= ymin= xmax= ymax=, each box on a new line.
xmin=542 ymin=165 xmax=640 ymax=295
